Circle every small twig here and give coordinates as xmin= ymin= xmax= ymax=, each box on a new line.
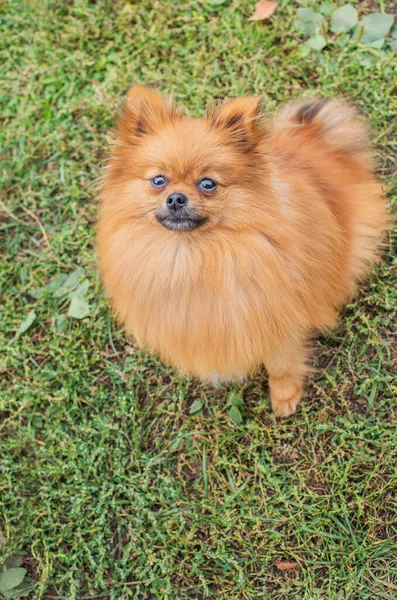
xmin=44 ymin=595 xmax=109 ymax=600
xmin=21 ymin=206 xmax=73 ymax=269
xmin=109 ymin=580 xmax=151 ymax=586
xmin=0 ymin=199 xmax=25 ymax=224
xmin=45 ymin=587 xmax=149 ymax=599
xmin=313 ymin=334 xmax=348 ymax=381
xmin=22 ymin=206 xmax=52 ymax=247
xmin=323 ymin=335 xmax=348 ymax=373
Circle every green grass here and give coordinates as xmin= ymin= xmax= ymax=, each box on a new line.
xmin=1 ymin=0 xmax=396 ymax=598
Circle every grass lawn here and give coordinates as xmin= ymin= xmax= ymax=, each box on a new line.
xmin=1 ymin=0 xmax=396 ymax=598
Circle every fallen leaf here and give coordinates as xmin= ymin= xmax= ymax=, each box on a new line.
xmin=18 ymin=310 xmax=36 ymax=335
xmin=274 ymin=560 xmax=301 ymax=571
xmin=226 ymin=390 xmax=244 ymax=407
xmin=55 ymin=314 xmax=68 ymax=332
xmin=303 ymin=34 xmax=327 ymax=51
xmin=330 ymin=4 xmax=357 ymax=34
xmin=228 ymin=405 xmax=243 ymax=424
xmin=68 ymin=296 xmax=90 ymax=319
xmin=189 ymin=399 xmax=204 ymax=415
xmin=294 ymin=8 xmax=325 ymax=36
xmin=354 ymin=12 xmax=393 ymax=45
xmin=73 ymin=280 xmax=89 ymax=298
xmin=0 ymin=568 xmax=27 ymax=593
xmin=5 ymin=555 xmax=25 ymax=569
xmin=318 ymin=2 xmax=336 ymax=17
xmin=248 ymin=1 xmax=278 ymax=22
xmin=63 ymin=267 xmax=85 ymax=290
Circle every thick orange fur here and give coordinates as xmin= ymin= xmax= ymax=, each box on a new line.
xmin=97 ymin=87 xmax=389 ymax=416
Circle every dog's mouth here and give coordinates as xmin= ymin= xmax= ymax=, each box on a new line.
xmin=156 ymin=210 xmax=208 ymax=232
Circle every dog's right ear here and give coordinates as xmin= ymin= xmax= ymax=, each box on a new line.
xmin=208 ymin=96 xmax=265 ymax=150
xmin=118 ymin=86 xmax=183 ymax=143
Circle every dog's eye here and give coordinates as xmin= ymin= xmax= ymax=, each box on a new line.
xmin=197 ymin=177 xmax=217 ymax=192
xmin=151 ymin=175 xmax=168 ymax=189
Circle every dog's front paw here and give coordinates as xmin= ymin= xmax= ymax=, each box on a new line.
xmin=269 ymin=375 xmax=303 ymax=417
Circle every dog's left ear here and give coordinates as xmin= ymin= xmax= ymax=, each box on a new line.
xmin=208 ymin=96 xmax=265 ymax=150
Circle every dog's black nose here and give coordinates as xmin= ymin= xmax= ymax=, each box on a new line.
xmin=166 ymin=192 xmax=188 ymax=211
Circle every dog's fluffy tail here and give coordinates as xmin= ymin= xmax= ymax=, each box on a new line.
xmin=273 ymin=97 xmax=372 ymax=166
xmin=272 ymin=97 xmax=389 ymax=288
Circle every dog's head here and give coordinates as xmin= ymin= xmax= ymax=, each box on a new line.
xmin=106 ymin=86 xmax=269 ymax=234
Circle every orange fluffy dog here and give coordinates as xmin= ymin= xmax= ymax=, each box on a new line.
xmin=97 ymin=87 xmax=388 ymax=416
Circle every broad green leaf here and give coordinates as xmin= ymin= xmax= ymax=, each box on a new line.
xmin=30 ymin=274 xmax=68 ymax=299
xmin=330 ymin=5 xmax=357 ymax=34
xmin=226 ymin=390 xmax=244 ymax=407
xmin=5 ymin=556 xmax=24 ymax=569
xmin=386 ymin=25 xmax=397 ymax=50
xmin=358 ymin=52 xmax=377 ymax=67
xmin=208 ymin=0 xmax=227 ymax=5
xmin=304 ymin=34 xmax=327 ymax=51
xmin=31 ymin=415 xmax=44 ymax=429
xmin=28 ymin=288 xmax=44 ymax=299
xmin=68 ymin=297 xmax=90 ymax=319
xmin=367 ymin=381 xmax=378 ymax=407
xmin=55 ymin=314 xmax=68 ymax=331
xmin=294 ymin=8 xmax=325 ymax=36
xmin=318 ymin=2 xmax=336 ymax=17
xmin=228 ymin=405 xmax=243 ymax=425
xmin=18 ymin=310 xmax=36 ymax=335
xmin=73 ymin=280 xmax=89 ymax=298
xmin=0 ymin=568 xmax=27 ymax=593
xmin=355 ymin=13 xmax=394 ymax=44
xmin=337 ymin=33 xmax=351 ymax=48
xmin=2 ymin=580 xmax=34 ymax=600
xmin=367 ymin=37 xmax=385 ymax=49
xmin=189 ymin=400 xmax=204 ymax=415
xmin=63 ymin=267 xmax=84 ymax=290
xmin=53 ymin=286 xmax=69 ymax=298
xmin=53 ymin=269 xmax=85 ymax=298
xmin=47 ymin=274 xmax=68 ymax=292
xmin=169 ymin=438 xmax=180 ymax=452
xmin=124 ymin=357 xmax=135 ymax=373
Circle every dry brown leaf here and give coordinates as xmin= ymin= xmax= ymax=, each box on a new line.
xmin=248 ymin=1 xmax=278 ymax=21
xmin=274 ymin=560 xmax=302 ymax=571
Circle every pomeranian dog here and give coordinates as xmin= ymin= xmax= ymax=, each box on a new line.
xmin=97 ymin=86 xmax=388 ymax=416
